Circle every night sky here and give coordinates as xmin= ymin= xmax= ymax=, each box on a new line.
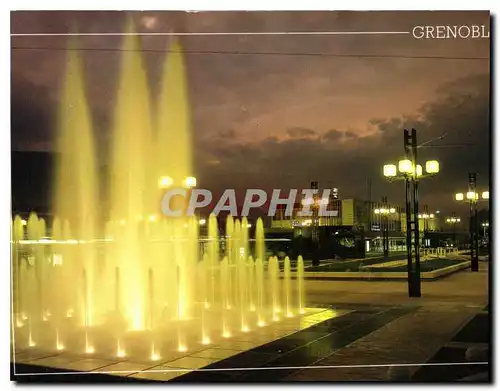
xmin=11 ymin=11 xmax=490 ymax=216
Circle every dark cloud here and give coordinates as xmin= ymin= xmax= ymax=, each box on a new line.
xmin=322 ymin=129 xmax=343 ymax=142
xmin=286 ymin=127 xmax=317 ymax=139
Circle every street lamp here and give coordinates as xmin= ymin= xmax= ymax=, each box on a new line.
xmin=446 ymin=215 xmax=461 ymax=247
xmin=481 ymin=221 xmax=489 ymax=238
xmin=374 ymin=201 xmax=397 ymax=259
xmin=454 ymin=172 xmax=489 ymax=272
xmin=382 ymin=128 xmax=440 ymax=298
xmin=418 ymin=210 xmax=435 ymax=247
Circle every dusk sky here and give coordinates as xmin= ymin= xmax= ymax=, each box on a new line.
xmin=11 ymin=11 xmax=490 ymax=215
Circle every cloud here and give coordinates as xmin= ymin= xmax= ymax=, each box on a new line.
xmin=286 ymin=127 xmax=317 ymax=139
xmin=196 ymin=72 xmax=490 ymax=215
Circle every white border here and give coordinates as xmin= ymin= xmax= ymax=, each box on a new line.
xmin=4 ymin=4 xmax=496 ymax=391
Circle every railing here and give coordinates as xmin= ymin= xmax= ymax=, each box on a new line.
xmin=419 ymin=247 xmax=460 ymax=258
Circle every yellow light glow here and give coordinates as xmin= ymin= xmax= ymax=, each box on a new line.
xmin=299 ymin=309 xmax=306 ymax=314
xmin=52 ymin=254 xmax=63 ymax=266
xmin=398 ymin=159 xmax=413 ymax=174
xmin=178 ymin=345 xmax=187 ymax=352
xmin=86 ymin=346 xmax=95 ymax=354
xmin=425 ymin=160 xmax=440 ymax=174
xmin=302 ymin=197 xmax=313 ymax=206
xmin=57 ymin=343 xmax=64 ymax=351
xmin=202 ymin=337 xmax=211 ymax=345
xmin=223 ymin=332 xmax=231 ymax=338
xmin=250 ymin=305 xmax=256 ymax=311
xmin=149 ymin=214 xmax=157 ymax=222
xmin=482 ymin=191 xmax=489 ymax=199
xmin=120 ymin=219 xmax=126 ymax=226
xmin=29 ymin=339 xmax=36 ymax=348
xmin=418 ymin=214 xmax=422 ymax=219
xmin=457 ymin=218 xmax=461 ymax=222
xmin=416 ymin=164 xmax=423 ymax=177
xmin=455 ymin=193 xmax=464 ymax=201
xmin=184 ymin=176 xmax=197 ymax=188
xmin=389 ymin=208 xmax=396 ymax=213
xmin=247 ymin=223 xmax=252 ymax=228
xmin=374 ymin=209 xmax=380 ymax=214
xmin=383 ymin=164 xmax=397 ymax=177
xmin=429 ymin=213 xmax=434 ymax=218
xmin=158 ymin=176 xmax=174 ymax=188
xmin=66 ymin=309 xmax=73 ymax=318
xmin=287 ymin=312 xmax=294 ymax=318
xmin=242 ymin=325 xmax=249 ymax=333
xmin=466 ymin=191 xmax=476 ymax=200
xmin=21 ymin=219 xmax=27 ymax=226
xmin=117 ymin=350 xmax=126 ymax=358
xmin=16 ymin=318 xmax=24 ymax=328
xmin=258 ymin=321 xmax=266 ymax=327
xmin=151 ymin=352 xmax=161 ymax=361
xmin=273 ymin=316 xmax=280 ymax=322
xmin=22 ymin=313 xmax=28 ymax=320
xmin=446 ymin=218 xmax=451 ymax=223
xmin=199 ymin=219 xmax=206 ymax=225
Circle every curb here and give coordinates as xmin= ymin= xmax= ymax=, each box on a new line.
xmin=282 ymin=261 xmax=472 ymax=281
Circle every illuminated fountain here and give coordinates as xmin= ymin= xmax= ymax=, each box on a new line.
xmin=11 ymin=21 xmax=307 ymax=365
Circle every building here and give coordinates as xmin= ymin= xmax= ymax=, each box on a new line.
xmin=270 ymin=197 xmax=462 ymax=257
xmin=271 ymin=198 xmax=407 ymax=256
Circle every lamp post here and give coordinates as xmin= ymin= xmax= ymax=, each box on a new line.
xmin=158 ymin=175 xmax=197 ymax=217
xmin=481 ymin=221 xmax=489 ymax=238
xmin=454 ymin=174 xmax=488 ymax=271
xmin=382 ymin=128 xmax=440 ymax=298
xmin=418 ymin=210 xmax=435 ymax=247
xmin=374 ymin=199 xmax=397 ymax=259
xmin=445 ymin=214 xmax=461 ymax=247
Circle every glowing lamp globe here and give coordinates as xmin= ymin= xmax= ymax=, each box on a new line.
xmin=398 ymin=159 xmax=413 ymax=174
xmin=466 ymin=191 xmax=476 ymax=200
xmin=425 ymin=160 xmax=440 ymax=174
xmin=158 ymin=176 xmax=173 ymax=188
xmin=383 ymin=164 xmax=397 ymax=177
xmin=416 ymin=164 xmax=423 ymax=177
xmin=184 ymin=176 xmax=197 ymax=188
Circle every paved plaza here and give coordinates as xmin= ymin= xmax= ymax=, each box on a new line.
xmin=12 ymin=262 xmax=490 ymax=382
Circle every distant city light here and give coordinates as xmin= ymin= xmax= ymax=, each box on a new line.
xmin=158 ymin=176 xmax=173 ymax=188
xmin=184 ymin=176 xmax=197 ymax=188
